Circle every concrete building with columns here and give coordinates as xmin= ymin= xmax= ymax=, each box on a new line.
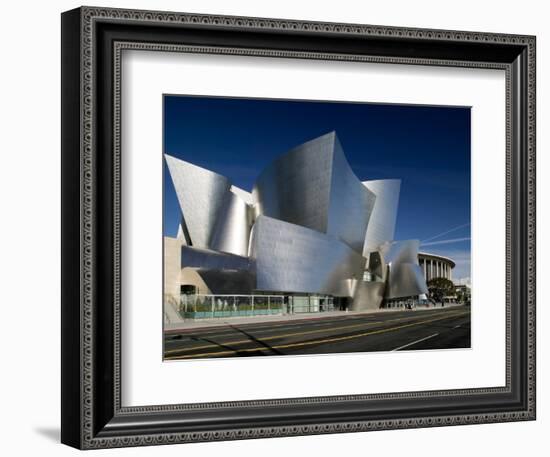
xmin=418 ymin=252 xmax=455 ymax=282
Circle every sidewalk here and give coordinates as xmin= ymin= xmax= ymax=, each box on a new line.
xmin=164 ymin=303 xmax=466 ymax=333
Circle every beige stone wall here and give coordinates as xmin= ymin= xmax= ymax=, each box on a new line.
xmin=164 ymin=236 xmax=183 ymax=304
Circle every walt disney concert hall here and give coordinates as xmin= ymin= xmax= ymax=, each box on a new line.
xmin=164 ymin=131 xmax=428 ymax=313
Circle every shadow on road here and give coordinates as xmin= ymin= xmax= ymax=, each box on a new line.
xmin=228 ymin=324 xmax=285 ymax=355
xmin=189 ymin=324 xmax=284 ymax=357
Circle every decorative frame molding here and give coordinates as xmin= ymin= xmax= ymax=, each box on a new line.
xmin=61 ymin=6 xmax=536 ymax=449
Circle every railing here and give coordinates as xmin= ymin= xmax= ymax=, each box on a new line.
xmin=179 ymin=294 xmax=285 ymax=319
xmin=177 ymin=294 xmax=335 ymax=319
xmin=289 ymin=295 xmax=335 ymax=313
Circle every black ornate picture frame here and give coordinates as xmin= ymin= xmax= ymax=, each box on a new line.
xmin=61 ymin=6 xmax=536 ymax=449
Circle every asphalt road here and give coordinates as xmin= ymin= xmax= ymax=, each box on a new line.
xmin=164 ymin=306 xmax=471 ymax=360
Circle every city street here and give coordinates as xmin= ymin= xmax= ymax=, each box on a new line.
xmin=164 ymin=306 xmax=471 ymax=360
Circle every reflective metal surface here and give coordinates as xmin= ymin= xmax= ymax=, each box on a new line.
xmin=252 ymin=131 xmax=375 ymax=253
xmin=181 ymin=245 xmax=254 ymax=271
xmin=351 ymin=281 xmax=385 ymax=311
xmin=384 ymin=263 xmax=427 ymax=299
xmin=230 ymin=185 xmax=254 ymax=205
xmin=165 ymin=132 xmax=430 ymax=308
xmin=379 ymin=239 xmax=419 ymax=266
xmin=165 ymin=155 xmax=254 ymax=256
xmin=209 ymin=190 xmax=253 ymax=256
xmin=165 ymin=154 xmax=231 ymax=249
xmin=327 ymin=136 xmax=376 ymax=253
xmin=362 ymin=179 xmax=401 ymax=254
xmin=379 ymin=240 xmax=428 ymax=299
xmin=250 ymin=215 xmax=365 ymax=296
xmin=180 ymin=267 xmax=255 ymax=295
xmin=253 ymin=132 xmax=334 ymax=235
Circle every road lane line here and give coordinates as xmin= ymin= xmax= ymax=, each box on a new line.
xmin=391 ymin=333 xmax=440 ymax=351
xmin=165 ymin=311 xmax=469 ymax=359
xmin=166 ymin=315 xmax=377 ymax=335
xmin=165 ymin=320 xmax=387 ymax=353
xmin=164 ymin=310 xmax=468 ymax=355
xmin=168 ymin=315 xmax=384 ymax=338
xmin=165 ymin=309 xmax=463 ymax=338
xmin=167 ymin=317 xmax=374 ymax=339
xmin=166 ymin=317 xmax=375 ymax=338
xmin=169 ymin=309 xmax=464 ymax=342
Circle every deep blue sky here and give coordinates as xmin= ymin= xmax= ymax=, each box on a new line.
xmin=164 ymin=95 xmax=471 ymax=280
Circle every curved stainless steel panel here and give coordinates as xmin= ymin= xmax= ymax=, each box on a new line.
xmin=366 ymin=250 xmax=387 ymax=281
xmin=379 ymin=240 xmax=428 ymax=299
xmin=181 ymin=245 xmax=254 ymax=272
xmin=252 ymin=131 xmax=375 ymax=254
xmin=180 ymin=267 xmax=255 ymax=295
xmin=176 ymin=223 xmax=186 ymax=243
xmin=385 ymin=264 xmax=428 ymax=299
xmin=249 ymin=215 xmax=365 ymax=296
xmin=209 ymin=190 xmax=254 ymax=256
xmin=379 ymin=239 xmax=419 ymax=265
xmin=195 ymin=269 xmax=256 ymax=294
xmin=327 ymin=137 xmax=376 ymax=252
xmin=252 ymin=132 xmax=335 ymax=235
xmin=230 ymin=185 xmax=254 ymax=205
xmin=362 ymin=179 xmax=401 ymax=254
xmin=351 ymin=281 xmax=385 ymax=311
xmin=165 ymin=154 xmax=231 ymax=249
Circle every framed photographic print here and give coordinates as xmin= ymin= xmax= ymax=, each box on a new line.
xmin=61 ymin=6 xmax=536 ymax=449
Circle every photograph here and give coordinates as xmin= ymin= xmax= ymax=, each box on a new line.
xmin=57 ymin=4 xmax=536 ymax=450
xmin=162 ymin=95 xmax=472 ymax=360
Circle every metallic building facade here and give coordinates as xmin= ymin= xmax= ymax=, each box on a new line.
xmin=379 ymin=240 xmax=429 ymax=299
xmin=208 ymin=189 xmax=254 ymax=257
xmin=165 ymin=155 xmax=231 ymax=250
xmin=165 ymin=131 xmax=429 ymax=309
xmin=252 ymin=132 xmax=375 ymax=254
xmin=249 ymin=215 xmax=365 ymax=296
xmin=362 ymin=179 xmax=401 ymax=255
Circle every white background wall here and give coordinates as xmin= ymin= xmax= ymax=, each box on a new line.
xmin=0 ymin=0 xmax=546 ymax=455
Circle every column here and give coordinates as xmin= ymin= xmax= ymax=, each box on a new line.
xmin=427 ymin=260 xmax=429 ymax=280
xmin=423 ymin=259 xmax=427 ymax=279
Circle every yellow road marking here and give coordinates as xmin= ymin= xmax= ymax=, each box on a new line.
xmin=166 ymin=309 xmax=461 ymax=340
xmin=165 ymin=311 xmax=469 ymax=359
xmin=164 ymin=310 xmax=465 ymax=355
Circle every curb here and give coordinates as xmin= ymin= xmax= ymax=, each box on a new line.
xmin=164 ymin=305 xmax=465 ymax=334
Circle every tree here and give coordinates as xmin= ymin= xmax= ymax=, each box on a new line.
xmin=455 ymin=285 xmax=471 ymax=305
xmin=427 ymin=277 xmax=455 ymax=303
